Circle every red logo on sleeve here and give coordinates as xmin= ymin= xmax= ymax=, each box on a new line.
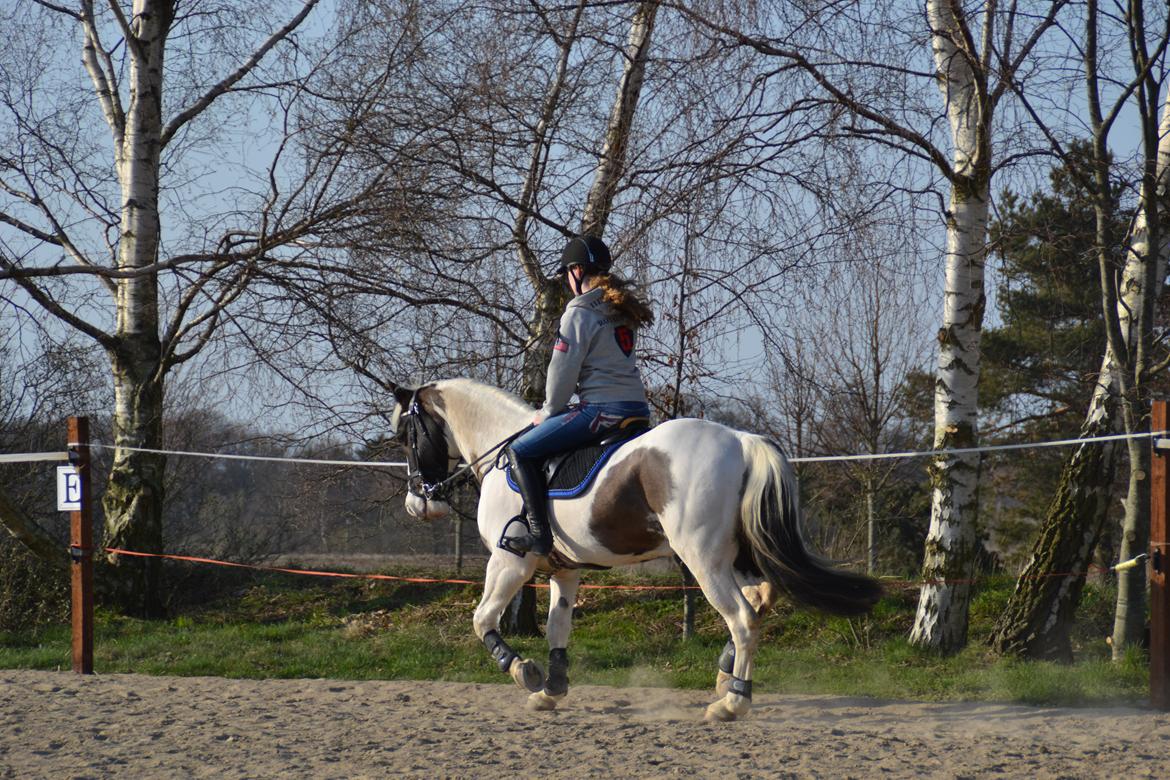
xmin=553 ymin=333 xmax=570 ymax=353
xmin=614 ymin=326 xmax=635 ymax=357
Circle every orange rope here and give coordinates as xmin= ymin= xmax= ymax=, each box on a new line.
xmin=102 ymin=547 xmax=701 ymax=591
xmin=102 ymin=547 xmax=1122 ymax=593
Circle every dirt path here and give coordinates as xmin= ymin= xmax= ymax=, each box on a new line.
xmin=2 ymin=670 xmax=1167 ymax=778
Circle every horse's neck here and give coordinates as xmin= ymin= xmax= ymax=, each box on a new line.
xmin=435 ymin=380 xmax=530 ymax=475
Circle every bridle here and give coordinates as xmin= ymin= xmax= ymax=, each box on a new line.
xmin=401 ymin=390 xmax=453 ymax=503
xmin=399 ymin=387 xmax=531 ymax=506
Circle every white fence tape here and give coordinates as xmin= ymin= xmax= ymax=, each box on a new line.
xmin=0 ymin=451 xmax=70 ymax=463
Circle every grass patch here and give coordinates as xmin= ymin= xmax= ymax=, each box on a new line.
xmin=0 ymin=567 xmax=1149 ymax=707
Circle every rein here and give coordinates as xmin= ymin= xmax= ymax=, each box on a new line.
xmin=422 ymin=428 xmax=529 ymax=500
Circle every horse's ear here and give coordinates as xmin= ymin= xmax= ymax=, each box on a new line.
xmin=393 ymin=385 xmax=415 ymax=408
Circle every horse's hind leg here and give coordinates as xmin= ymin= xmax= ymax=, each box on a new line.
xmin=716 ymin=573 xmax=776 ymax=698
xmin=473 ymin=551 xmax=544 ymax=693
xmin=528 ymin=570 xmax=581 ymax=712
xmin=681 ymin=558 xmax=762 ymax=722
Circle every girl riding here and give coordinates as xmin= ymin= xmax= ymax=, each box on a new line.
xmin=505 ymin=234 xmax=655 ymax=555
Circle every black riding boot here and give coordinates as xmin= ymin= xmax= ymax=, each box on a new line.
xmin=506 ymin=446 xmax=553 ymax=555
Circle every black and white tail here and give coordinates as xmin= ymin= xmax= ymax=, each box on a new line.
xmin=738 ymin=435 xmax=883 ymax=616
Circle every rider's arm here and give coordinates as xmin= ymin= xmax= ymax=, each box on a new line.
xmin=541 ymin=308 xmax=592 ymax=417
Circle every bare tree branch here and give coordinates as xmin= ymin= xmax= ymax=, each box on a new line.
xmin=160 ymin=0 xmax=320 ymax=149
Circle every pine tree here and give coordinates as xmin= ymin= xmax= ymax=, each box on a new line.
xmin=978 ymin=144 xmax=1127 ymax=571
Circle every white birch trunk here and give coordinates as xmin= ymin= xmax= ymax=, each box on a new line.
xmin=516 ymin=4 xmax=583 ymax=407
xmin=910 ymin=0 xmax=992 ymax=651
xmin=1110 ymin=85 xmax=1170 ymax=656
xmin=100 ymin=0 xmax=174 ymax=616
xmin=580 ymin=1 xmax=658 ymax=236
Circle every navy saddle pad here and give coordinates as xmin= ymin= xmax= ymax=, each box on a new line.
xmin=505 ymin=422 xmax=650 ymax=499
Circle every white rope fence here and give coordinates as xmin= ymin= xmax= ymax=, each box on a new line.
xmin=80 ymin=443 xmax=407 ymax=469
xmin=0 ymin=428 xmax=1157 ymax=469
xmin=788 ymin=429 xmax=1164 ymax=464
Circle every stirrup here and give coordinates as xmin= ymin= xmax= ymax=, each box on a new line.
xmin=498 ymin=515 xmax=551 ymax=557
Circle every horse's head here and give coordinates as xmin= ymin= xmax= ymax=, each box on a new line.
xmin=391 ymin=383 xmax=458 ymax=520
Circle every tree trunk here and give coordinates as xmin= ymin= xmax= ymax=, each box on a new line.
xmin=100 ymin=1 xmax=174 ymax=618
xmin=865 ymin=477 xmax=877 ymax=575
xmin=910 ymin=188 xmax=990 ymax=651
xmin=910 ymin=0 xmax=992 ymax=652
xmin=508 ymin=2 xmax=659 ymax=635
xmin=0 ymin=490 xmax=68 ymax=569
xmin=988 ymin=386 xmax=1117 ymax=660
xmin=1109 ymin=79 xmax=1170 ymax=656
xmin=991 ymin=1 xmax=1170 ymax=660
xmin=454 ymin=516 xmax=463 ymax=574
xmin=580 ymin=1 xmax=658 ymax=236
xmin=514 ymin=3 xmax=582 ymax=406
xmin=1112 ymin=433 xmax=1150 ymax=657
xmin=103 ymin=353 xmax=166 ymax=617
xmin=520 ymin=283 xmax=569 ymax=407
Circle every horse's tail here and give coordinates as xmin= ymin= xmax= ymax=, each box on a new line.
xmin=737 ymin=435 xmax=883 ymax=616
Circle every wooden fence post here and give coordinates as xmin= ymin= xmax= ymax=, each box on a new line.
xmin=68 ymin=416 xmax=94 ymax=675
xmin=1151 ymin=401 xmax=1169 ymax=709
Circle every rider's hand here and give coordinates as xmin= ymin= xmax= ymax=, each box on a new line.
xmin=531 ymin=412 xmax=546 ymax=426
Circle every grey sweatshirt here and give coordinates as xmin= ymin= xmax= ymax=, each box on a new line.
xmin=541 ymin=287 xmax=647 ymax=417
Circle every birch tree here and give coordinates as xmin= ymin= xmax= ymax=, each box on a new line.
xmin=678 ymin=0 xmax=1067 ymax=651
xmin=904 ymin=0 xmax=998 ymax=650
xmin=991 ymin=0 xmax=1170 ymax=659
xmin=0 ymin=0 xmax=394 ymax=613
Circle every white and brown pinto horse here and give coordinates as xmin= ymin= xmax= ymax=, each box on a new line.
xmin=390 ymin=378 xmax=881 ymax=721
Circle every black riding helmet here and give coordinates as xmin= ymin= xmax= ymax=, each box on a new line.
xmin=557 ymin=234 xmax=612 ymax=276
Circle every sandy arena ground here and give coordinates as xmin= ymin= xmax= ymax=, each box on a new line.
xmin=2 ymin=669 xmax=1169 ymax=778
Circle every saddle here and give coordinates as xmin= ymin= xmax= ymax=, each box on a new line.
xmin=504 ymin=416 xmax=651 ymax=499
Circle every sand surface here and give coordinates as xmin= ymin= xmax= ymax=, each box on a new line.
xmin=2 ymin=669 xmax=1168 ymax=778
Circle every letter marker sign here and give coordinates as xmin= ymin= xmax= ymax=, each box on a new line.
xmin=57 ymin=465 xmax=82 ymax=511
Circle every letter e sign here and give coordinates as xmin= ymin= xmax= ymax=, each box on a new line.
xmin=57 ymin=466 xmax=82 ymax=511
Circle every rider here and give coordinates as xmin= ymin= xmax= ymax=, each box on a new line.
xmin=505 ymin=234 xmax=655 ymax=555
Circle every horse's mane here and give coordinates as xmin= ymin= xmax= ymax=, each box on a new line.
xmin=433 ymin=378 xmax=531 ymax=420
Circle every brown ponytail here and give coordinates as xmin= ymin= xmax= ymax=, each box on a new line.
xmin=594 ymin=273 xmax=654 ymax=328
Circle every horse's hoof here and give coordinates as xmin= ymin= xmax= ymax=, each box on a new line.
xmin=704 ymin=694 xmax=750 ymax=723
xmin=715 ymin=669 xmax=733 ymax=698
xmin=526 ymin=690 xmax=563 ymax=711
xmin=704 ymin=700 xmax=737 ymax=722
xmin=509 ymin=657 xmax=545 ymax=692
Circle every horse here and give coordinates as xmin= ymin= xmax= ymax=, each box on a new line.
xmin=388 ymin=377 xmax=882 ymax=721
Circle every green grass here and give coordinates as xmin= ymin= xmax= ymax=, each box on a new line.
xmin=0 ymin=566 xmax=1149 ymax=707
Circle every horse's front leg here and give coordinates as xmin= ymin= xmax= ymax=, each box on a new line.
xmin=473 ymin=551 xmax=544 ymax=693
xmin=527 ymin=569 xmax=581 ymax=712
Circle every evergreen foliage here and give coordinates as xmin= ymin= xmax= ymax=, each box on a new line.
xmin=978 ymin=147 xmax=1130 ymax=569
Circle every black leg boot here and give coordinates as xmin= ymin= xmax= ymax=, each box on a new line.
xmin=506 ymin=447 xmax=553 ymax=555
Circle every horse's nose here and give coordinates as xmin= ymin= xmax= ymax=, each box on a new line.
xmin=405 ymin=493 xmax=450 ymax=520
xmin=405 ymin=493 xmax=427 ymax=518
